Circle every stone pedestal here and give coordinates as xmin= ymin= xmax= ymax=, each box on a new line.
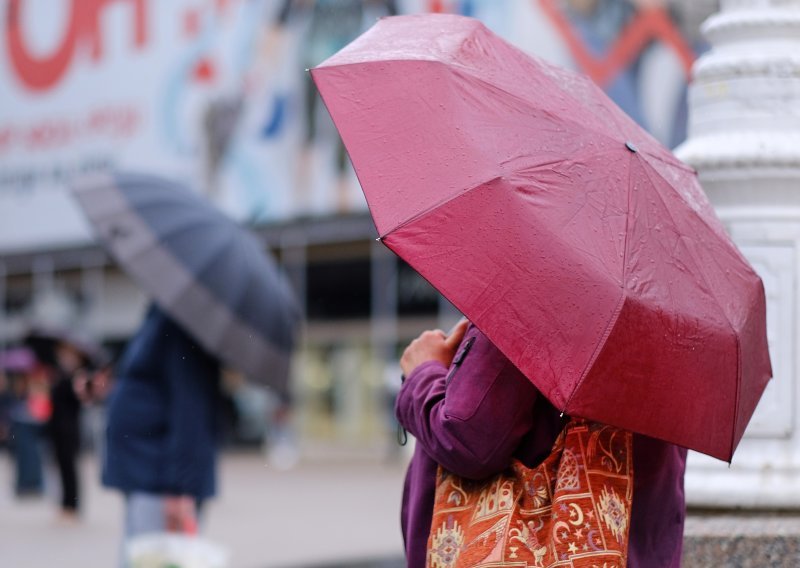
xmin=675 ymin=0 xmax=800 ymax=507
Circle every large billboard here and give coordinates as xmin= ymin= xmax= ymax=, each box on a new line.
xmin=0 ymin=0 xmax=707 ymax=253
xmin=0 ymin=0 xmax=296 ymax=252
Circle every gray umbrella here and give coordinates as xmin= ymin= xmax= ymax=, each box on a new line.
xmin=71 ymin=172 xmax=300 ymax=394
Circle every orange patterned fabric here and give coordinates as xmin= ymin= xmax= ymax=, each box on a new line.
xmin=426 ymin=419 xmax=633 ymax=567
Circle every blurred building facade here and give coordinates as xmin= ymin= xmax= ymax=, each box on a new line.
xmin=1 ymin=0 xmax=718 ymax=451
xmin=676 ymin=0 xmax=800 ymax=507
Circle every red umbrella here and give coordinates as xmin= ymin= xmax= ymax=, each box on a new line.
xmin=311 ymin=14 xmax=771 ymax=461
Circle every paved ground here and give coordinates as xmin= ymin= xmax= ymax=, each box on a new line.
xmin=9 ymin=447 xmax=800 ymax=567
xmin=683 ymin=512 xmax=800 ymax=567
xmin=0 ymin=450 xmax=408 ymax=568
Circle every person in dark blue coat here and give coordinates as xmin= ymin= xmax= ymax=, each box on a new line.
xmin=103 ymin=304 xmax=221 ymax=551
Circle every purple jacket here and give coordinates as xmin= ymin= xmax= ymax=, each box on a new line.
xmin=396 ymin=325 xmax=687 ymax=568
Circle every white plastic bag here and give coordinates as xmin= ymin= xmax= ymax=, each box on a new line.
xmin=126 ymin=533 xmax=229 ymax=568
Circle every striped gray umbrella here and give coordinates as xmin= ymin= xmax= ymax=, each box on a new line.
xmin=71 ymin=172 xmax=300 ymax=394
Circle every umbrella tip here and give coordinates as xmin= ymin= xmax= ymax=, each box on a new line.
xmin=625 ymin=141 xmax=638 ymax=153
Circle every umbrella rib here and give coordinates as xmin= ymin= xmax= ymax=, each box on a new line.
xmin=109 ymin=205 xmax=265 ymax=349
xmin=639 ymin=159 xmax=741 ymax=336
xmin=640 ymin=148 xmax=696 ymax=175
xmin=562 ymin=150 xmax=634 ymax=413
xmin=380 ymin=177 xmax=498 ymax=238
xmin=674 ymin=241 xmax=743 ymax=463
xmin=639 ymin=161 xmax=744 ymax=461
xmin=120 ymin=218 xmax=224 ymax=300
xmin=380 ymin=159 xmax=556 ymax=238
xmin=382 ymin=148 xmax=621 ymax=239
xmin=638 ymin=154 xmax=752 ymax=276
xmin=452 ymin=64 xmax=626 ymax=148
xmin=324 ymin=59 xmax=625 ymax=151
xmin=645 ymin=164 xmax=740 ymax=334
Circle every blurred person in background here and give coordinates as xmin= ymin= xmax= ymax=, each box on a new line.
xmin=1 ymin=347 xmax=49 ymax=498
xmin=49 ymin=339 xmax=92 ymax=519
xmin=102 ymin=303 xmax=222 ymax=564
xmin=25 ymin=329 xmax=101 ymax=520
xmin=0 ymin=368 xmax=10 ymax=447
xmin=0 ymin=356 xmax=15 ymax=448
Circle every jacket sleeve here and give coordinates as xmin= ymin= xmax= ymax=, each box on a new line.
xmin=395 ymin=326 xmax=539 ymax=480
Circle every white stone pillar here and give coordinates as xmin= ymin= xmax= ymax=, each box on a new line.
xmin=675 ymin=0 xmax=800 ymax=507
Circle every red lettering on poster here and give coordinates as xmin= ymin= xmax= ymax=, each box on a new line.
xmin=5 ymin=0 xmax=148 ymax=92
xmin=86 ymin=106 xmax=140 ymax=138
xmin=0 ymin=105 xmax=141 ymax=153
xmin=0 ymin=127 xmax=15 ymax=152
xmin=25 ymin=119 xmax=74 ymax=149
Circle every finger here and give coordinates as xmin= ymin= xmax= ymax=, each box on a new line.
xmin=421 ymin=329 xmax=446 ymax=340
xmin=447 ymin=317 xmax=468 ymax=336
xmin=444 ymin=319 xmax=470 ymax=349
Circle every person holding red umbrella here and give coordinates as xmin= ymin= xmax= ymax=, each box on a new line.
xmin=312 ymin=13 xmax=771 ymax=568
xmin=397 ymin=319 xmax=687 ymax=567
xmin=311 ymin=14 xmax=770 ymax=463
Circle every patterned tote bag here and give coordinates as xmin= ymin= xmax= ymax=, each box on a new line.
xmin=426 ymin=419 xmax=633 ymax=568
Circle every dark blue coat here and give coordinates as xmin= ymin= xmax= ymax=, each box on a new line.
xmin=103 ymin=305 xmax=220 ymax=499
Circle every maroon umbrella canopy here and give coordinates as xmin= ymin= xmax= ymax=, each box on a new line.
xmin=312 ymin=14 xmax=771 ymax=461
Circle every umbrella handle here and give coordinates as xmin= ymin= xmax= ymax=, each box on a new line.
xmin=397 ymin=423 xmax=408 ymax=446
xmin=397 ymin=373 xmax=408 ymax=446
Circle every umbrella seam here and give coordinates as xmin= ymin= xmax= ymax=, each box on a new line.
xmin=640 ymin=160 xmax=743 ymax=461
xmin=563 ymin=150 xmax=635 ymax=413
xmin=380 ymin=149 xmax=634 ymax=411
xmin=450 ymin=66 xmax=627 ymax=148
xmin=314 ymin=61 xmax=627 ymax=237
xmin=381 ymin=149 xmax=621 ymax=239
xmin=640 ymin=148 xmax=696 ymax=174
xmin=119 ymin=179 xmax=297 ymax=353
xmin=564 ymin=291 xmax=627 ymax=415
xmin=311 ymin=67 xmax=387 ymax=238
xmin=638 ymin=159 xmax=740 ymax=338
xmin=638 ymin=154 xmax=742 ymax=260
xmin=728 ymin=286 xmax=772 ymax=461
xmin=376 ymin=173 xmax=507 ymax=237
xmin=123 ymin=230 xmax=294 ymax=368
xmin=317 ymin=59 xmax=626 ymax=157
xmin=731 ymin=334 xmax=742 ymax=464
xmin=76 ymin=176 xmax=296 ymax=389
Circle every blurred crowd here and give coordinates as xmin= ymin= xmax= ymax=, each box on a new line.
xmin=0 ymin=328 xmax=109 ymax=517
xmin=0 ymin=320 xmax=291 ymax=521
